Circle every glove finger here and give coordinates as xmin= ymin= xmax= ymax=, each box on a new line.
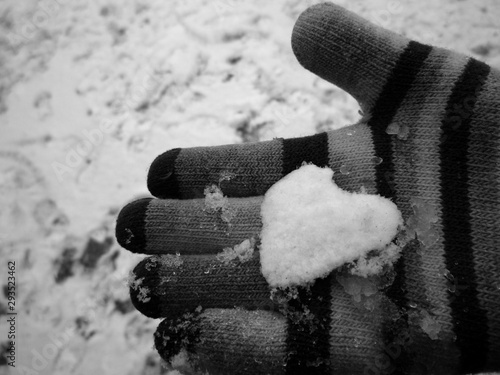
xmin=129 ymin=253 xmax=274 ymax=319
xmin=292 ymin=3 xmax=414 ymax=114
xmin=148 ymin=122 xmax=378 ymax=199
xmin=116 ymin=195 xmax=262 ymax=255
xmin=153 ymin=280 xmax=399 ymax=375
xmin=155 ymin=308 xmax=288 ymax=375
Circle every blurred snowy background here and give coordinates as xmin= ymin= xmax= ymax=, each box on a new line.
xmin=0 ymin=0 xmax=498 ymax=374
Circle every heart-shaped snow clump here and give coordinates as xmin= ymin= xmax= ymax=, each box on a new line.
xmin=260 ymin=164 xmax=403 ymax=288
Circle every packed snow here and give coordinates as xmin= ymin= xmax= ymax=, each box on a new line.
xmin=216 ymin=237 xmax=256 ymax=264
xmin=260 ymin=164 xmax=404 ymax=287
xmin=348 ymin=242 xmax=402 ymax=277
xmin=386 ymin=122 xmax=410 ymax=140
xmin=419 ymin=309 xmax=442 ymax=340
xmin=204 ymin=184 xmax=236 ymax=225
xmin=336 ymin=273 xmax=379 ymax=303
xmin=405 ymin=197 xmax=440 ymax=248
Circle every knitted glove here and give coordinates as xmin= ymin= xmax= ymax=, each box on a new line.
xmin=115 ymin=3 xmax=500 ymax=374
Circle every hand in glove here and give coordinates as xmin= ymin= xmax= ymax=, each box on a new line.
xmin=116 ymin=3 xmax=500 ymax=374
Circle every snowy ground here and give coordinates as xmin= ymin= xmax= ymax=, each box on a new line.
xmin=0 ymin=0 xmax=499 ymax=374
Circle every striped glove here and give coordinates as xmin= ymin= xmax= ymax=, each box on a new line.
xmin=115 ymin=3 xmax=500 ymax=374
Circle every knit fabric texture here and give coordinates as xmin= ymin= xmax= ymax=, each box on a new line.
xmin=115 ymin=3 xmax=500 ymax=374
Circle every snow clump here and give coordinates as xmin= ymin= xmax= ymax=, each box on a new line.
xmin=204 ymin=184 xmax=236 ymax=224
xmin=216 ymin=237 xmax=256 ymax=264
xmin=260 ymin=164 xmax=404 ymax=288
